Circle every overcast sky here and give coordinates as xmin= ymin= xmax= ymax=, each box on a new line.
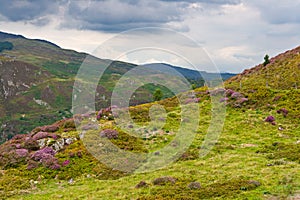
xmin=0 ymin=0 xmax=299 ymax=73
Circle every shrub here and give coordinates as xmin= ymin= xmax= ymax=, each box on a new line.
xmin=62 ymin=160 xmax=70 ymax=167
xmin=225 ymin=89 xmax=235 ymax=97
xmin=153 ymin=89 xmax=163 ymax=101
xmin=31 ymin=147 xmax=56 ymax=161
xmin=23 ymin=139 xmax=40 ymax=150
xmin=41 ymin=125 xmax=59 ymax=132
xmin=265 ymin=116 xmax=275 ymax=123
xmin=27 ymin=160 xmax=39 ymax=170
xmin=237 ymin=98 xmax=248 ymax=104
xmin=97 ymin=106 xmax=117 ymax=120
xmin=185 ymin=98 xmax=201 ymax=104
xmin=188 ymin=181 xmax=201 ymax=189
xmin=277 ymin=108 xmax=288 ymax=117
xmin=231 ymin=92 xmax=243 ymax=99
xmin=153 ymin=176 xmax=177 ymax=185
xmin=99 ymin=129 xmax=119 ymax=139
xmin=32 ymin=132 xmax=58 ymax=140
xmin=15 ymin=149 xmax=28 ymax=158
xmin=135 ymin=181 xmax=148 ymax=188
xmin=220 ymin=97 xmax=229 ymax=103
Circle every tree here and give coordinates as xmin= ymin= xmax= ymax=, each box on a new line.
xmin=192 ymin=84 xmax=197 ymax=90
xmin=263 ymin=54 xmax=270 ymax=66
xmin=153 ymin=89 xmax=163 ymax=101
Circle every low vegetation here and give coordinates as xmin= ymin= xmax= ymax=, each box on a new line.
xmin=0 ymin=33 xmax=299 ymax=199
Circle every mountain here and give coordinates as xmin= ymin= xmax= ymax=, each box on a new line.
xmin=0 ymin=31 xmax=235 ymax=143
xmin=143 ymin=63 xmax=235 ymax=87
xmin=0 ymin=44 xmax=299 ymax=199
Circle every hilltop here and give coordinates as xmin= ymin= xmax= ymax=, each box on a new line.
xmin=0 ymin=44 xmax=299 ymax=199
xmin=226 ymin=46 xmax=300 ymax=117
xmin=0 ymin=31 xmax=235 ymax=143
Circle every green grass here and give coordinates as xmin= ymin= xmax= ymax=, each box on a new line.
xmin=2 ymin=102 xmax=299 ymax=199
xmin=1 ymin=33 xmax=300 ymax=199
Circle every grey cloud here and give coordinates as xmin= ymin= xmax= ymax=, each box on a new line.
xmin=0 ymin=0 xmax=242 ymax=32
xmin=159 ymin=0 xmax=241 ymax=4
xmin=0 ymin=0 xmax=61 ymax=22
xmin=245 ymin=0 xmax=300 ymax=24
xmin=63 ymin=0 xmax=186 ymax=32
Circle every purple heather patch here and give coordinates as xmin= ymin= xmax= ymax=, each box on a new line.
xmin=185 ymin=98 xmax=201 ymax=104
xmin=220 ymin=97 xmax=229 ymax=103
xmin=100 ymin=129 xmax=119 ymax=139
xmin=15 ymin=149 xmax=29 ymax=157
xmin=225 ymin=89 xmax=235 ymax=96
xmin=31 ymin=147 xmax=56 ymax=161
xmin=231 ymin=92 xmax=243 ymax=99
xmin=277 ymin=108 xmax=288 ymax=117
xmin=62 ymin=160 xmax=70 ymax=166
xmin=265 ymin=116 xmax=275 ymax=123
xmin=32 ymin=132 xmax=58 ymax=140
xmin=238 ymin=98 xmax=248 ymax=104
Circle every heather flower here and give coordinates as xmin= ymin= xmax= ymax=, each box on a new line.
xmin=24 ymin=139 xmax=40 ymax=150
xmin=231 ymin=92 xmax=243 ymax=99
xmin=237 ymin=98 xmax=248 ymax=104
xmin=100 ymin=129 xmax=118 ymax=139
xmin=97 ymin=106 xmax=117 ymax=120
xmin=32 ymin=132 xmax=58 ymax=140
xmin=225 ymin=89 xmax=235 ymax=97
xmin=153 ymin=176 xmax=177 ymax=185
xmin=62 ymin=160 xmax=70 ymax=167
xmin=12 ymin=134 xmax=26 ymax=140
xmin=77 ymin=151 xmax=82 ymax=158
xmin=265 ymin=116 xmax=275 ymax=123
xmin=41 ymin=125 xmax=59 ymax=132
xmin=220 ymin=97 xmax=229 ymax=103
xmin=15 ymin=149 xmax=28 ymax=158
xmin=31 ymin=147 xmax=55 ymax=161
xmin=96 ymin=109 xmax=103 ymax=120
xmin=277 ymin=108 xmax=288 ymax=117
xmin=273 ymin=96 xmax=282 ymax=101
xmin=185 ymin=98 xmax=201 ymax=104
xmin=49 ymin=163 xmax=61 ymax=170
xmin=27 ymin=160 xmax=39 ymax=170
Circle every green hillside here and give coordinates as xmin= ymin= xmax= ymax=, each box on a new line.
xmin=0 ymin=45 xmax=299 ymax=199
xmin=0 ymin=31 xmax=234 ymax=143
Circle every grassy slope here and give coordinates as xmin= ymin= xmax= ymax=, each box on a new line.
xmin=0 ymin=39 xmax=299 ymax=199
xmin=4 ymin=106 xmax=299 ymax=200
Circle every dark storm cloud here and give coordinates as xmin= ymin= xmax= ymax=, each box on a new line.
xmin=0 ymin=0 xmax=61 ymax=22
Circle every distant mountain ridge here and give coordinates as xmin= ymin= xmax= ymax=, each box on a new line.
xmin=144 ymin=63 xmax=235 ymax=82
xmin=0 ymin=31 xmax=25 ymax=39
